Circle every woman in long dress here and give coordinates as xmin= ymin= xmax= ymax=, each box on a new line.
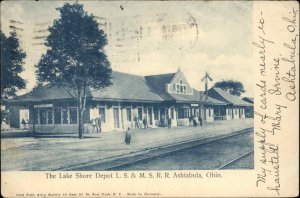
xmin=125 ymin=127 xmax=132 ymax=147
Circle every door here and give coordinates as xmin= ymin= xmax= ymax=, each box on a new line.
xmin=138 ymin=108 xmax=143 ymax=121
xmin=113 ymin=108 xmax=120 ymax=128
xmin=147 ymin=108 xmax=153 ymax=125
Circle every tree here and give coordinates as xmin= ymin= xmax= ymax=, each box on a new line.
xmin=1 ymin=30 xmax=26 ymax=100
xmin=1 ymin=30 xmax=26 ymax=123
xmin=213 ymin=80 xmax=245 ymax=96
xmin=36 ymin=3 xmax=112 ymax=138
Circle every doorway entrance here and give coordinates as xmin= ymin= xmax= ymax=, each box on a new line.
xmin=113 ymin=108 xmax=120 ymax=128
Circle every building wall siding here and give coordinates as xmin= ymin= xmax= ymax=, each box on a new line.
xmin=24 ymin=100 xmax=249 ymax=133
xmin=206 ymin=108 xmax=214 ymax=122
xmin=9 ymin=106 xmax=20 ymax=128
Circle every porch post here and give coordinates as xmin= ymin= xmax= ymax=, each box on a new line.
xmin=32 ymin=106 xmax=36 ymax=135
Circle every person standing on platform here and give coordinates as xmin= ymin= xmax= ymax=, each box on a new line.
xmin=193 ymin=116 xmax=197 ymax=127
xmin=98 ymin=115 xmax=102 ymax=132
xmin=91 ymin=118 xmax=97 ymax=133
xmin=167 ymin=115 xmax=171 ymax=128
xmin=189 ymin=116 xmax=193 ymax=127
xmin=26 ymin=118 xmax=29 ymax=129
xmin=169 ymin=116 xmax=172 ymax=128
xmin=198 ymin=116 xmax=203 ymax=127
xmin=161 ymin=115 xmax=165 ymax=128
xmin=21 ymin=119 xmax=26 ymax=129
xmin=95 ymin=117 xmax=100 ymax=133
xmin=134 ymin=116 xmax=139 ymax=129
xmin=195 ymin=114 xmax=199 ymax=127
xmin=143 ymin=117 xmax=147 ymax=129
xmin=125 ymin=127 xmax=132 ymax=148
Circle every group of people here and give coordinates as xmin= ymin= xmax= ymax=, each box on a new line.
xmin=160 ymin=115 xmax=172 ymax=128
xmin=134 ymin=116 xmax=149 ymax=129
xmin=124 ymin=114 xmax=203 ymax=148
xmin=89 ymin=113 xmax=202 ymax=148
xmin=91 ymin=115 xmax=132 ymax=147
xmin=90 ymin=115 xmax=102 ymax=133
xmin=189 ymin=114 xmax=203 ymax=127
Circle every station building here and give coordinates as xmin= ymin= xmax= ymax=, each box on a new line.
xmin=207 ymin=88 xmax=253 ymax=120
xmin=8 ymin=69 xmax=252 ymax=133
xmin=242 ymin=97 xmax=254 ymax=118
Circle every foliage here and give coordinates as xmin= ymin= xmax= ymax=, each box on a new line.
xmin=213 ymin=80 xmax=245 ymax=96
xmin=1 ymin=108 xmax=9 ymax=125
xmin=1 ymin=30 xmax=26 ymax=101
xmin=35 ymin=3 xmax=112 ymax=138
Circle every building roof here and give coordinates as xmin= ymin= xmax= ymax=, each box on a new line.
xmin=199 ymin=92 xmax=229 ymax=106
xmin=144 ymin=73 xmax=176 ymax=100
xmin=242 ymin=97 xmax=254 ymax=104
xmin=208 ymin=88 xmax=253 ymax=106
xmin=10 ymin=71 xmax=164 ymax=104
xmin=9 ymin=83 xmax=85 ymax=104
xmin=91 ymin=71 xmax=164 ymax=102
xmin=145 ymin=73 xmax=226 ymax=105
xmin=9 ymin=71 xmax=227 ymax=106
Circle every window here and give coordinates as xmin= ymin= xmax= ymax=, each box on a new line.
xmin=147 ymin=108 xmax=153 ymax=125
xmin=39 ymin=109 xmax=47 ymax=125
xmin=184 ymin=109 xmax=189 ymax=118
xmin=176 ymin=81 xmax=187 ymax=94
xmin=138 ymin=108 xmax=142 ymax=120
xmin=99 ymin=108 xmax=105 ymax=122
xmin=176 ymin=85 xmax=180 ymax=93
xmin=213 ymin=108 xmax=218 ymax=116
xmin=83 ymin=108 xmax=90 ymax=124
xmin=62 ymin=108 xmax=68 ymax=124
xmin=178 ymin=109 xmax=184 ymax=119
xmin=154 ymin=108 xmax=159 ymax=120
xmin=171 ymin=108 xmax=174 ymax=119
xmin=54 ymin=108 xmax=61 ymax=124
xmin=113 ymin=108 xmax=120 ymax=128
xmin=126 ymin=108 xmax=132 ymax=122
xmin=69 ymin=108 xmax=77 ymax=124
xmin=34 ymin=110 xmax=39 ymax=124
xmin=178 ymin=108 xmax=189 ymax=119
xmin=47 ymin=109 xmax=53 ymax=124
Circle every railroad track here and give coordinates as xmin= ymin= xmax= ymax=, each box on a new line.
xmin=105 ymin=129 xmax=254 ymax=170
xmin=58 ymin=127 xmax=253 ymax=170
xmin=217 ymin=150 xmax=254 ymax=170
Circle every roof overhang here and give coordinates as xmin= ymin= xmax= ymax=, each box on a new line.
xmin=7 ymin=98 xmax=79 ymax=106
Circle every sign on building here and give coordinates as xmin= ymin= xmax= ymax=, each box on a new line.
xmin=34 ymin=104 xmax=53 ymax=108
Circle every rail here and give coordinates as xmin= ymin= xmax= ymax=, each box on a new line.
xmin=58 ymin=127 xmax=253 ymax=171
xmin=217 ymin=150 xmax=254 ymax=170
xmin=104 ymin=129 xmax=253 ymax=171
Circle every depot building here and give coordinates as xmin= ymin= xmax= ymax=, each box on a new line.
xmin=8 ymin=69 xmax=253 ymax=133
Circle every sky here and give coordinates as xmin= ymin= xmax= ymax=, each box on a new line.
xmin=1 ymin=0 xmax=253 ymax=97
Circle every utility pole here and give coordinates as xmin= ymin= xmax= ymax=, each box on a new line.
xmin=200 ymin=71 xmax=213 ymax=124
xmin=201 ymin=71 xmax=213 ymax=99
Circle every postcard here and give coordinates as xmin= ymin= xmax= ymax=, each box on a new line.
xmin=1 ymin=0 xmax=298 ymax=197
